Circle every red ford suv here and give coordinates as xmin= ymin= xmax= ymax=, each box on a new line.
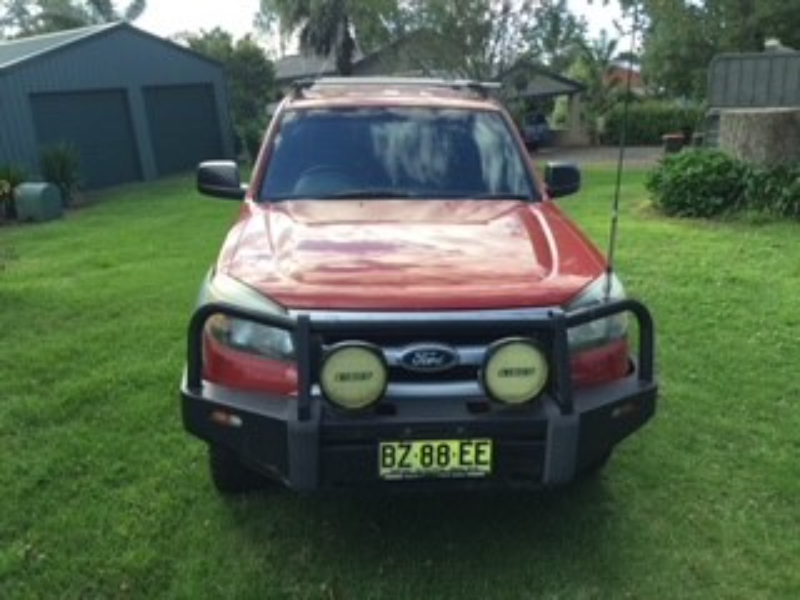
xmin=181 ymin=78 xmax=657 ymax=493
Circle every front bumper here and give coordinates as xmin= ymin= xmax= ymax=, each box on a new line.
xmin=180 ymin=300 xmax=658 ymax=491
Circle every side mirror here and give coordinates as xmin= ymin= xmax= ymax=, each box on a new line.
xmin=197 ymin=161 xmax=246 ymax=200
xmin=545 ymin=162 xmax=581 ymax=198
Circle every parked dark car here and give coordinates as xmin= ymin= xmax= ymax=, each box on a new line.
xmin=521 ymin=113 xmax=552 ymax=150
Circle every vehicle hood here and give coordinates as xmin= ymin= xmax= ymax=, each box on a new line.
xmin=221 ymin=199 xmax=606 ymax=311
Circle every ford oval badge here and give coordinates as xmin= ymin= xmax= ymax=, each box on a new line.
xmin=399 ymin=344 xmax=459 ymax=373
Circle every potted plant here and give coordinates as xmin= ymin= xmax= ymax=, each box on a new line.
xmin=0 ymin=164 xmax=27 ymax=222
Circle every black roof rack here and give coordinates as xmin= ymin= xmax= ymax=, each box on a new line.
xmin=290 ymin=77 xmax=502 ymax=99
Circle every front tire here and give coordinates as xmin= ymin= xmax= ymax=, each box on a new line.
xmin=577 ymin=450 xmax=613 ymax=480
xmin=208 ymin=444 xmax=264 ymax=494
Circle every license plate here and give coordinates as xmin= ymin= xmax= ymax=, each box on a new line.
xmin=378 ymin=439 xmax=493 ymax=480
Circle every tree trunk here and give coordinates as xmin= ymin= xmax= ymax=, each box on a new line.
xmin=718 ymin=108 xmax=800 ymax=165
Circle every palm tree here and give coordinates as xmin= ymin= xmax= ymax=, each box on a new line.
xmin=22 ymin=0 xmax=146 ymax=35
xmin=260 ymin=0 xmax=356 ymax=75
xmin=86 ymin=0 xmax=146 ymax=22
xmin=572 ymin=31 xmax=623 ymax=141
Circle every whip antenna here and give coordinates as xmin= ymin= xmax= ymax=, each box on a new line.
xmin=605 ymin=3 xmax=641 ymax=299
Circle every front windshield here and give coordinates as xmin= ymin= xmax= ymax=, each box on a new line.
xmin=259 ymin=107 xmax=538 ymax=201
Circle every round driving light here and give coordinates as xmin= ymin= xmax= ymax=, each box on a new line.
xmin=482 ymin=338 xmax=549 ymax=405
xmin=320 ymin=343 xmax=388 ymax=410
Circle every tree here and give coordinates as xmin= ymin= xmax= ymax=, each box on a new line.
xmin=641 ymin=2 xmax=715 ymax=98
xmin=184 ymin=28 xmax=276 ymax=159
xmin=397 ymin=0 xmax=539 ymax=80
xmin=613 ymin=0 xmax=800 ymax=99
xmin=345 ymin=0 xmax=407 ymax=53
xmin=258 ymin=0 xmax=541 ymax=80
xmin=1 ymin=1 xmax=29 ymax=38
xmin=569 ymin=30 xmax=623 ymax=141
xmin=183 ymin=27 xmax=236 ymax=64
xmin=258 ymin=0 xmax=359 ymax=75
xmin=257 ymin=0 xmax=408 ymax=69
xmin=91 ymin=0 xmax=145 ymax=21
xmin=527 ymin=0 xmax=587 ymax=73
xmin=1 ymin=0 xmax=145 ymax=37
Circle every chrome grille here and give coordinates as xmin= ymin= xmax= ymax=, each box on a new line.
xmin=296 ymin=308 xmax=556 ymax=400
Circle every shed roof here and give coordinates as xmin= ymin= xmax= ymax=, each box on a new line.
xmin=0 ymin=22 xmax=116 ymax=70
xmin=517 ymin=71 xmax=584 ymax=98
xmin=0 ymin=21 xmax=222 ymax=74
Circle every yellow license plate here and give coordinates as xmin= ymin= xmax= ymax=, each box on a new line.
xmin=378 ymin=439 xmax=493 ymax=480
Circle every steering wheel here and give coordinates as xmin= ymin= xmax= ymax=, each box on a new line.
xmin=293 ymin=164 xmax=356 ymax=197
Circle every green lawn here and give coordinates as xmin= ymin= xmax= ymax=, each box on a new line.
xmin=1 ymin=170 xmax=798 ymax=599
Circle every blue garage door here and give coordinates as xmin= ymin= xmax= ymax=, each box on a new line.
xmin=144 ymin=84 xmax=224 ymax=176
xmin=31 ymin=89 xmax=142 ymax=189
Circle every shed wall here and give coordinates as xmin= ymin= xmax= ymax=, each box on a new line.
xmin=709 ymin=52 xmax=800 ymax=109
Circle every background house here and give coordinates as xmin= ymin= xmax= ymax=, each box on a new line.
xmin=503 ymin=64 xmax=586 ymax=145
xmin=605 ymin=64 xmax=645 ymax=95
xmin=274 ymin=32 xmax=587 ymax=145
xmin=0 ymin=22 xmax=235 ymax=189
xmin=275 ymin=53 xmax=340 ymax=87
xmin=274 ymin=31 xmax=451 ymax=88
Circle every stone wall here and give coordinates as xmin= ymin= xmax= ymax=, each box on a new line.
xmin=719 ymin=108 xmax=800 ymax=165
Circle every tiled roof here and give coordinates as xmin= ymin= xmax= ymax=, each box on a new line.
xmin=275 ymin=53 xmax=339 ymax=82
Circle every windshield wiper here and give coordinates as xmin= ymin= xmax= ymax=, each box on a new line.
xmin=425 ymin=192 xmax=534 ymax=201
xmin=471 ymin=193 xmax=534 ymax=201
xmin=320 ymin=189 xmax=414 ymax=199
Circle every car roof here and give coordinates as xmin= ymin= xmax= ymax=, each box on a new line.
xmin=284 ymin=77 xmax=505 ymax=111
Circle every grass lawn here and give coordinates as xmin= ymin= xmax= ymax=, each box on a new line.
xmin=1 ymin=168 xmax=799 ymax=599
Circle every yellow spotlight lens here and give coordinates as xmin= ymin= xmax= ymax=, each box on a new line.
xmin=483 ymin=339 xmax=549 ymax=405
xmin=320 ymin=344 xmax=388 ymax=410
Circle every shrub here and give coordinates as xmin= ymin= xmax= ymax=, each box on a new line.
xmin=646 ymin=150 xmax=749 ymax=218
xmin=237 ymin=120 xmax=265 ymax=163
xmin=604 ymin=102 xmax=704 ymax=146
xmin=647 ymin=150 xmax=800 ymax=220
xmin=40 ymin=143 xmax=81 ymax=207
xmin=0 ymin=163 xmax=27 ymax=220
xmin=743 ymin=163 xmax=800 ymax=219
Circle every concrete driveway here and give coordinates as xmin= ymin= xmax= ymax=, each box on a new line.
xmin=532 ymin=146 xmax=662 ymax=168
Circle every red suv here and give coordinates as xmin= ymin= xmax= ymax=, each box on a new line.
xmin=181 ymin=78 xmax=657 ymax=493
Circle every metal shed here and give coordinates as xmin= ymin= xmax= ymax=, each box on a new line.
xmin=709 ymin=51 xmax=800 ymax=110
xmin=703 ymin=50 xmax=800 ymax=146
xmin=0 ymin=23 xmax=235 ymax=189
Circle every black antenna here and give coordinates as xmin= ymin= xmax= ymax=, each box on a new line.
xmin=605 ymin=4 xmax=641 ymax=299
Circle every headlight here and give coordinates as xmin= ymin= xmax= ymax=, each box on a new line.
xmin=565 ymin=274 xmax=628 ymax=351
xmin=200 ymin=271 xmax=294 ymax=362
xmin=320 ymin=343 xmax=388 ymax=410
xmin=206 ymin=314 xmax=294 ymax=361
xmin=482 ymin=338 xmax=549 ymax=405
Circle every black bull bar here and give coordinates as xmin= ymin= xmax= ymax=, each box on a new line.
xmin=185 ymin=299 xmax=655 ymax=417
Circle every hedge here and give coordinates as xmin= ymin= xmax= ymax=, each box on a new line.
xmin=603 ymin=102 xmax=704 ymax=146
